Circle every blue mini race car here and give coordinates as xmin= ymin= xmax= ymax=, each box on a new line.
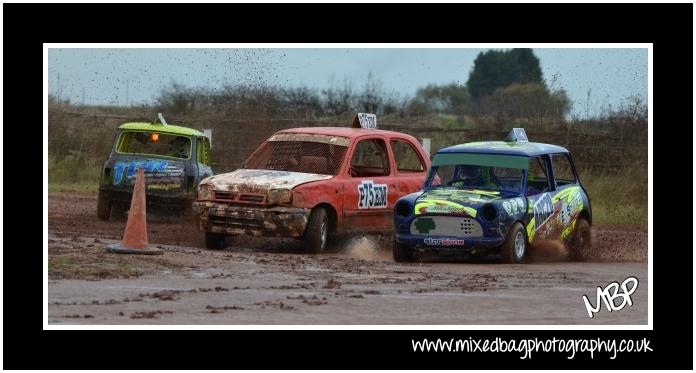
xmin=392 ymin=128 xmax=592 ymax=263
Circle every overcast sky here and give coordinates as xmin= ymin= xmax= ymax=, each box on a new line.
xmin=48 ymin=47 xmax=647 ymax=118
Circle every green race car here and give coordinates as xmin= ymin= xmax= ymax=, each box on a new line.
xmin=97 ymin=120 xmax=214 ymax=220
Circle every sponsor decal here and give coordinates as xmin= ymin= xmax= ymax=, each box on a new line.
xmin=560 ymin=219 xmax=576 ymax=240
xmin=413 ymin=189 xmax=496 ymax=217
xmin=423 ymin=237 xmax=466 ymax=246
xmin=415 ymin=202 xmax=477 ymax=217
xmin=147 ymin=183 xmax=182 ymax=191
xmin=528 ymin=187 xmax=585 ymax=242
xmin=358 ymin=180 xmax=388 ymax=209
xmin=558 ymin=188 xmax=583 ymax=239
xmin=516 ymin=198 xmax=525 ymax=212
xmin=560 ymin=202 xmax=572 ymax=225
xmin=502 ymin=198 xmax=526 ymax=216
xmin=533 ymin=193 xmax=554 ymax=230
xmin=113 ymin=160 xmax=184 ymax=186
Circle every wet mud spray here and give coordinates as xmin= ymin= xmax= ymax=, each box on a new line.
xmin=344 ymin=236 xmax=393 ymax=262
xmin=527 ymin=240 xmax=569 ymax=262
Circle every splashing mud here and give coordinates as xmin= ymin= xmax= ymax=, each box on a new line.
xmin=527 ymin=240 xmax=569 ymax=262
xmin=343 ymin=236 xmax=393 ymax=262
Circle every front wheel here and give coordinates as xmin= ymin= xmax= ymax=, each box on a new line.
xmin=568 ymin=218 xmax=591 ymax=261
xmin=303 ymin=207 xmax=328 ymax=253
xmin=97 ymin=190 xmax=111 ymax=221
xmin=501 ymin=222 xmax=527 ymax=264
xmin=205 ymin=232 xmax=227 ymax=250
xmin=392 ymin=233 xmax=414 ymax=262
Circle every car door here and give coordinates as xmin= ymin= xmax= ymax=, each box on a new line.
xmin=549 ymin=153 xmax=584 ymax=241
xmin=389 ymin=137 xmax=428 ymax=199
xmin=525 ymin=155 xmax=554 ymax=244
xmin=342 ymin=136 xmax=399 ymax=232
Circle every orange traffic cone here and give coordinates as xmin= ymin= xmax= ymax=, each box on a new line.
xmin=106 ymin=168 xmax=162 ymax=255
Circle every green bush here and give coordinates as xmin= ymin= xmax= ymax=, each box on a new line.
xmin=580 ymin=168 xmax=647 ymax=226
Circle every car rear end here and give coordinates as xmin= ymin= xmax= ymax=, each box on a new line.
xmin=98 ymin=127 xmax=200 ymax=217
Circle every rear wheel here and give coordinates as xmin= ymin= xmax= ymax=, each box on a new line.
xmin=205 ymin=232 xmax=227 ymax=250
xmin=501 ymin=222 xmax=527 ymax=264
xmin=392 ymin=233 xmax=414 ymax=262
xmin=303 ymin=207 xmax=328 ymax=253
xmin=568 ymin=218 xmax=591 ymax=261
xmin=96 ymin=190 xmax=111 ymax=221
xmin=181 ymin=203 xmax=196 ymax=224
xmin=110 ymin=203 xmax=128 ymax=221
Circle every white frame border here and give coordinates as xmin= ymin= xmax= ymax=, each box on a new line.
xmin=43 ymin=42 xmax=653 ymax=331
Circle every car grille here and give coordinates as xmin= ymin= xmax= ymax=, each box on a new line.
xmin=213 ymin=191 xmax=266 ymax=204
xmin=239 ymin=194 xmax=265 ymax=203
xmin=214 ymin=191 xmax=236 ymax=200
xmin=410 ymin=216 xmax=483 ymax=237
xmin=208 ymin=215 xmax=264 ymax=229
xmin=459 ymin=219 xmax=479 ymax=236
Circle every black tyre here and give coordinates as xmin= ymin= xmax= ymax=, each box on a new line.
xmin=303 ymin=207 xmax=328 ymax=253
xmin=568 ymin=218 xmax=591 ymax=261
xmin=181 ymin=203 xmax=196 ymax=224
xmin=96 ymin=190 xmax=111 ymax=221
xmin=111 ymin=203 xmax=128 ymax=222
xmin=501 ymin=222 xmax=527 ymax=264
xmin=205 ymin=231 xmax=227 ymax=250
xmin=392 ymin=233 xmax=414 ymax=262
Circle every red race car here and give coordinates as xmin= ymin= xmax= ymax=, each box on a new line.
xmin=193 ymin=114 xmax=431 ymax=252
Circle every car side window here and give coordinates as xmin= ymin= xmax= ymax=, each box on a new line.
xmin=551 ymin=153 xmax=577 ymax=188
xmin=390 ymin=139 xmax=425 ymax=173
xmin=350 ymin=138 xmax=390 ymax=177
xmin=526 ymin=156 xmax=551 ymax=196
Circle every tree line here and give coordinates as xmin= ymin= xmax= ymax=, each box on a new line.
xmin=152 ymin=49 xmax=572 ymax=123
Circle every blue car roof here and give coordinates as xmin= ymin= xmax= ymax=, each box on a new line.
xmin=437 ymin=141 xmax=570 ymax=157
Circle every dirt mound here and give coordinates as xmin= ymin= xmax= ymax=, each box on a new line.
xmin=589 ymin=227 xmax=647 ymax=262
xmin=526 ymin=227 xmax=647 ymax=263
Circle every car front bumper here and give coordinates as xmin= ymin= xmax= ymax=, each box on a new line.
xmin=99 ymin=187 xmax=194 ymax=210
xmin=193 ymin=201 xmax=310 ymax=238
xmin=395 ymin=233 xmax=505 ymax=254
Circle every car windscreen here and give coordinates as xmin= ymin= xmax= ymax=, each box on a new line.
xmin=116 ymin=131 xmax=192 ymax=159
xmin=426 ymin=153 xmax=528 ymax=193
xmin=244 ymin=140 xmax=348 ymax=175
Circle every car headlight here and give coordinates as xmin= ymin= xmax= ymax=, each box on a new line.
xmin=395 ymin=200 xmax=411 ymax=218
xmin=198 ymin=184 xmax=213 ymax=200
xmin=267 ymin=189 xmax=292 ymax=205
xmin=480 ymin=203 xmax=497 ymax=221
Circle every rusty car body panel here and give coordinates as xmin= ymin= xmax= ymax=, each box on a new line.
xmin=193 ymin=125 xmax=431 ymax=248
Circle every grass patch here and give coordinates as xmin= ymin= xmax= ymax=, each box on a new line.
xmin=580 ymin=168 xmax=647 ymax=226
xmin=48 ymin=182 xmax=99 ymax=193
xmin=48 ymin=154 xmax=101 ymax=193
xmin=48 ymin=154 xmax=101 ymax=192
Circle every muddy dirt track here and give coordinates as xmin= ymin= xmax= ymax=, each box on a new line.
xmin=48 ymin=193 xmax=648 ymax=325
